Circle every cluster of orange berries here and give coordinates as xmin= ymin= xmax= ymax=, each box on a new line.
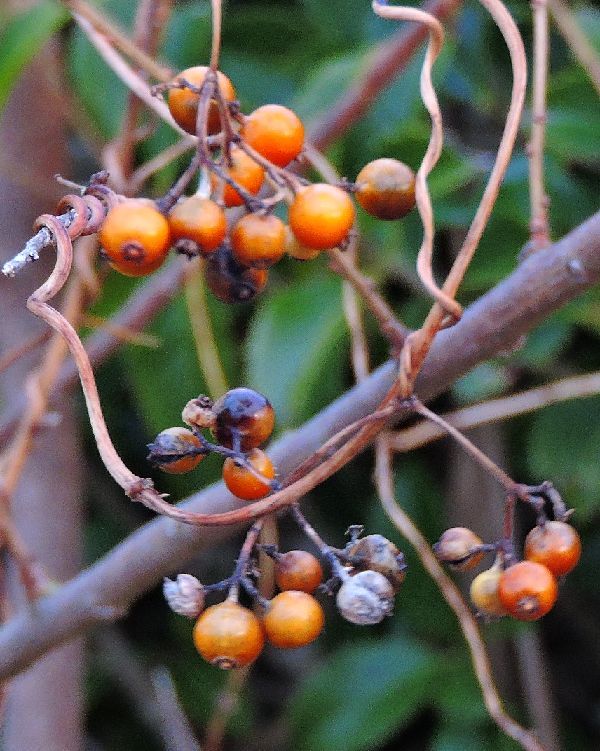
xmin=147 ymin=387 xmax=278 ymax=501
xmin=434 ymin=520 xmax=581 ymax=621
xmin=96 ymin=65 xmax=416 ymax=302
xmin=164 ymin=531 xmax=407 ymax=670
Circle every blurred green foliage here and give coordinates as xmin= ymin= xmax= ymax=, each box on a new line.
xmin=3 ymin=0 xmax=600 ymax=748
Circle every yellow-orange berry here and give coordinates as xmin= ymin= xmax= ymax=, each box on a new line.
xmin=524 ymin=521 xmax=581 ymax=577
xmin=284 ymin=226 xmax=321 ymax=261
xmin=289 ymin=184 xmax=355 ymax=250
xmin=470 ymin=564 xmax=507 ymax=617
xmin=147 ymin=426 xmax=204 ymax=474
xmin=275 ymin=551 xmax=323 ymax=594
xmin=262 ymin=591 xmax=324 ymax=648
xmin=241 ymin=104 xmax=304 ymax=167
xmin=99 ymin=200 xmax=171 ymax=277
xmin=211 ymin=147 xmax=264 ymax=208
xmin=231 ymin=213 xmax=286 ymax=269
xmin=498 ymin=561 xmax=558 ymax=621
xmin=193 ymin=600 xmax=264 ymax=669
xmin=168 ymin=196 xmax=227 ymax=255
xmin=167 ymin=66 xmax=235 ymax=135
xmin=223 ymin=449 xmax=275 ymax=501
xmin=355 ymin=158 xmax=416 ymax=220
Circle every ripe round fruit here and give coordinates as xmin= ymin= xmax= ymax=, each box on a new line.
xmin=167 ymin=66 xmax=236 ymax=135
xmin=470 ymin=565 xmax=507 ymax=617
xmin=99 ymin=200 xmax=171 ymax=276
xmin=433 ymin=527 xmax=485 ymax=571
xmin=498 ymin=561 xmax=558 ymax=621
xmin=275 ymin=551 xmax=323 ymax=594
xmin=289 ymin=184 xmax=355 ymax=250
xmin=212 ymin=387 xmax=275 ymax=450
xmin=148 ymin=426 xmax=204 ymax=474
xmin=193 ymin=600 xmax=264 ymax=669
xmin=205 ymin=244 xmax=268 ymax=303
xmin=241 ymin=104 xmax=304 ymax=167
xmin=355 ymin=158 xmax=416 ymax=220
xmin=263 ymin=591 xmax=324 ymax=648
xmin=223 ymin=449 xmax=275 ymax=501
xmin=211 ymin=147 xmax=264 ymax=207
xmin=284 ymin=226 xmax=321 ymax=261
xmin=168 ymin=196 xmax=226 ymax=255
xmin=231 ymin=213 xmax=286 ymax=269
xmin=524 ymin=521 xmax=581 ymax=577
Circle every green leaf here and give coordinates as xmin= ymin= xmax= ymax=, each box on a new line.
xmin=245 ymin=273 xmax=347 ymax=427
xmin=0 ymin=1 xmax=68 ymax=112
xmin=287 ymin=637 xmax=438 ymax=751
xmin=546 ymin=107 xmax=600 ymax=164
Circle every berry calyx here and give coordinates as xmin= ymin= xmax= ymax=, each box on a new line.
xmin=99 ymin=200 xmax=171 ymax=277
xmin=193 ymin=600 xmax=264 ymax=669
xmin=167 ymin=66 xmax=236 ymax=135
xmin=433 ymin=527 xmax=485 ymax=571
xmin=231 ymin=213 xmax=286 ymax=269
xmin=205 ymin=244 xmax=268 ymax=303
xmin=211 ymin=146 xmax=264 ymax=208
xmin=524 ymin=521 xmax=581 ymax=577
xmin=274 ymin=551 xmax=323 ymax=594
xmin=354 ymin=158 xmax=416 ymax=220
xmin=223 ymin=449 xmax=275 ymax=500
xmin=470 ymin=563 xmax=507 ymax=617
xmin=212 ymin=387 xmax=275 ymax=450
xmin=147 ymin=427 xmax=204 ymax=474
xmin=168 ymin=196 xmax=227 ymax=255
xmin=498 ymin=561 xmax=558 ymax=621
xmin=240 ymin=104 xmax=304 ymax=167
xmin=289 ymin=184 xmax=355 ymax=250
xmin=262 ymin=590 xmax=325 ymax=648
xmin=336 ymin=570 xmax=395 ymax=625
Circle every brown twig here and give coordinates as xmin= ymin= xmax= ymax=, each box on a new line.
xmin=374 ymin=436 xmax=545 ymax=751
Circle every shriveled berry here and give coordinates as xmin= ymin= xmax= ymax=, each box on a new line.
xmin=355 ymin=158 xmax=416 ymax=220
xmin=433 ymin=527 xmax=485 ymax=571
xmin=163 ymin=574 xmax=205 ymax=618
xmin=223 ymin=449 xmax=275 ymax=501
xmin=167 ymin=66 xmax=235 ymax=135
xmin=193 ymin=600 xmax=264 ymax=669
xmin=147 ymin=427 xmax=204 ymax=474
xmin=275 ymin=551 xmax=323 ymax=594
xmin=498 ymin=561 xmax=558 ymax=621
xmin=205 ymin=244 xmax=268 ymax=303
xmin=336 ymin=570 xmax=394 ymax=625
xmin=212 ymin=387 xmax=275 ymax=451
xmin=346 ymin=534 xmax=407 ymax=592
xmin=262 ymin=591 xmax=324 ymax=648
xmin=524 ymin=521 xmax=581 ymax=577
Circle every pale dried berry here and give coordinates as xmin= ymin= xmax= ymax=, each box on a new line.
xmin=163 ymin=574 xmax=205 ymax=618
xmin=346 ymin=534 xmax=407 ymax=591
xmin=433 ymin=527 xmax=485 ymax=571
xmin=336 ymin=570 xmax=395 ymax=625
xmin=182 ymin=395 xmax=216 ymax=430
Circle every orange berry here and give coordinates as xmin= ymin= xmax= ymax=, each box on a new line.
xmin=289 ymin=184 xmax=355 ymax=249
xmin=498 ymin=561 xmax=558 ymax=621
xmin=231 ymin=213 xmax=286 ymax=269
xmin=470 ymin=564 xmax=507 ymax=617
xmin=168 ymin=196 xmax=227 ymax=255
xmin=284 ymin=226 xmax=321 ymax=261
xmin=211 ymin=147 xmax=264 ymax=207
xmin=241 ymin=104 xmax=304 ymax=167
xmin=147 ymin=426 xmax=204 ymax=474
xmin=275 ymin=551 xmax=323 ymax=594
xmin=212 ymin=387 xmax=275 ymax=451
xmin=524 ymin=521 xmax=581 ymax=577
xmin=193 ymin=600 xmax=264 ymax=669
xmin=355 ymin=158 xmax=416 ymax=220
xmin=223 ymin=449 xmax=275 ymax=501
xmin=433 ymin=527 xmax=485 ymax=571
xmin=205 ymin=244 xmax=268 ymax=303
xmin=167 ymin=66 xmax=235 ymax=135
xmin=99 ymin=200 xmax=171 ymax=276
xmin=263 ymin=591 xmax=324 ymax=648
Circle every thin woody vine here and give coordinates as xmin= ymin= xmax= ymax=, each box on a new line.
xmin=0 ymin=1 xmax=582 ymax=749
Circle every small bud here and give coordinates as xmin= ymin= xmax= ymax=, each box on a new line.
xmin=433 ymin=527 xmax=485 ymax=571
xmin=336 ymin=570 xmax=394 ymax=625
xmin=182 ymin=395 xmax=216 ymax=430
xmin=347 ymin=533 xmax=407 ymax=591
xmin=163 ymin=574 xmax=205 ymax=618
